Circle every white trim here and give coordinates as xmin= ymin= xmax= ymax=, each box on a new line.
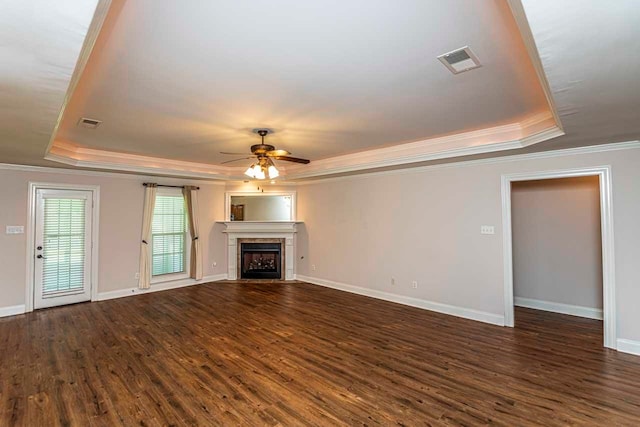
xmin=220 ymin=221 xmax=301 ymax=233
xmin=519 ymin=126 xmax=565 ymax=147
xmin=297 ymin=140 xmax=640 ymax=185
xmin=46 ymin=142 xmax=237 ymax=180
xmin=26 ymin=183 xmax=100 ymax=312
xmin=617 ymin=339 xmax=640 ymax=357
xmin=284 ymin=116 xmax=563 ymax=180
xmin=97 ymin=274 xmax=227 ymax=301
xmin=297 ymin=275 xmax=505 ymax=326
xmin=501 ymin=166 xmax=617 ymax=349
xmin=506 ymin=0 xmax=563 ymax=131
xmin=224 ymin=191 xmax=297 ymax=221
xmin=1 ymin=141 xmax=638 ymax=184
xmin=221 ymin=222 xmax=298 ymax=280
xmin=0 ymin=162 xmax=226 ymax=185
xmin=514 ymin=297 xmax=603 ymax=320
xmin=0 ymin=305 xmax=26 ymax=318
xmin=150 ymin=272 xmax=190 ymax=285
xmin=46 ymin=112 xmax=561 ymax=180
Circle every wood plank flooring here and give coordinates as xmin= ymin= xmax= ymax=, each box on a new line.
xmin=1 ymin=281 xmax=639 ymax=426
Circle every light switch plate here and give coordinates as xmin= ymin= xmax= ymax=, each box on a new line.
xmin=6 ymin=226 xmax=24 ymax=234
xmin=480 ymin=225 xmax=495 ymax=235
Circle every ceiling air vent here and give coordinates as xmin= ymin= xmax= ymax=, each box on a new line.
xmin=437 ymin=46 xmax=481 ymax=74
xmin=77 ymin=117 xmax=102 ymax=129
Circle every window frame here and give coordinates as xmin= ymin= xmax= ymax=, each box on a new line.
xmin=150 ymin=187 xmax=191 ymax=284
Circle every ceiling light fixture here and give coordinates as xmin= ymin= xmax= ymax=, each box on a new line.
xmin=222 ymin=129 xmax=309 ymax=180
xmin=244 ymin=157 xmax=278 ymax=180
xmin=242 ymin=130 xmax=284 ymax=180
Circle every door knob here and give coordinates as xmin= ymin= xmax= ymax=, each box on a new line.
xmin=37 ymin=254 xmax=45 ymax=259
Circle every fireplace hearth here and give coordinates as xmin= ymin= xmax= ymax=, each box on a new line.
xmin=240 ymin=242 xmax=282 ymax=279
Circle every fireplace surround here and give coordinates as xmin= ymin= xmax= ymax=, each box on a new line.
xmin=221 ymin=221 xmax=299 ymax=280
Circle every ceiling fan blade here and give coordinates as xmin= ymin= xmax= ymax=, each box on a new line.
xmin=266 ymin=149 xmax=291 ymax=157
xmin=272 ymin=155 xmax=310 ymax=164
xmin=220 ymin=157 xmax=253 ymax=164
xmin=220 ymin=151 xmax=251 ymax=155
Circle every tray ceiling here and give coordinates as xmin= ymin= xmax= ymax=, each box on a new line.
xmin=6 ymin=1 xmax=638 ymax=180
xmin=49 ymin=0 xmax=559 ymax=179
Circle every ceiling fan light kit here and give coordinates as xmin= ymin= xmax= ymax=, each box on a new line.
xmin=244 ymin=157 xmax=280 ymax=180
xmin=223 ymin=129 xmax=309 ymax=180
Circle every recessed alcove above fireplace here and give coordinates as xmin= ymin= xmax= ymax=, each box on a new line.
xmin=220 ymin=221 xmax=299 ymax=280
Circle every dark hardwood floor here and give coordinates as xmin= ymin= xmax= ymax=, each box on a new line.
xmin=1 ymin=281 xmax=639 ymax=426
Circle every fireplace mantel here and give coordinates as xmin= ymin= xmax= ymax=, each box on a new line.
xmin=220 ymin=221 xmax=300 ymax=234
xmin=219 ymin=221 xmax=301 ymax=280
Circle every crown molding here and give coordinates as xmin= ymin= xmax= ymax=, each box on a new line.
xmin=0 ymin=161 xmax=226 ymax=185
xmin=506 ymin=0 xmax=563 ymax=131
xmin=284 ymin=112 xmax=562 ymax=180
xmin=5 ymin=140 xmax=638 ymax=185
xmin=46 ymin=141 xmax=242 ymax=180
xmin=45 ymin=111 xmax=562 ymax=181
xmin=295 ymin=140 xmax=640 ymax=185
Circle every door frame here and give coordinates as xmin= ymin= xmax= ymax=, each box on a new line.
xmin=501 ymin=166 xmax=616 ymax=349
xmin=26 ymin=182 xmax=100 ymax=312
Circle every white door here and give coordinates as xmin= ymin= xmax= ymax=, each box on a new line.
xmin=34 ymin=189 xmax=93 ymax=309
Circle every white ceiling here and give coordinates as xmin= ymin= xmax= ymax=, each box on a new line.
xmin=518 ymin=0 xmax=640 ymax=151
xmin=0 ymin=0 xmax=99 ymax=165
xmin=0 ymin=1 xmax=638 ymax=178
xmin=56 ymin=0 xmax=547 ymax=165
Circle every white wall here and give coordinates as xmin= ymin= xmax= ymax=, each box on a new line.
xmin=0 ymin=167 xmax=228 ymax=308
xmin=512 ymin=176 xmax=602 ymax=309
xmin=295 ymin=145 xmax=640 ymax=343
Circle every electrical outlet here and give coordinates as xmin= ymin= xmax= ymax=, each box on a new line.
xmin=412 ymin=280 xmax=418 ymax=289
xmin=391 ymin=277 xmax=395 ymax=285
xmin=134 ymin=272 xmax=140 ymax=280
xmin=311 ymin=264 xmax=316 ymax=271
xmin=480 ymin=225 xmax=495 ymax=235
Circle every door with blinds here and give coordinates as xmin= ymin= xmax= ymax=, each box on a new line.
xmin=34 ymin=189 xmax=93 ymax=309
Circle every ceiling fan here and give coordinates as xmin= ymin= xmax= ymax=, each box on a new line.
xmin=220 ymin=129 xmax=310 ymax=179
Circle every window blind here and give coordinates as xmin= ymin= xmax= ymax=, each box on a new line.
xmin=152 ymin=194 xmax=186 ymax=276
xmin=42 ymin=198 xmax=86 ymax=295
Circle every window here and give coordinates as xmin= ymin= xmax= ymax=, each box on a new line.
xmin=151 ymin=190 xmax=190 ymax=278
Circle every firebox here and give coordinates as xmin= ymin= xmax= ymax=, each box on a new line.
xmin=240 ymin=242 xmax=282 ymax=279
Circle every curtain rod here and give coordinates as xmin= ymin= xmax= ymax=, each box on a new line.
xmin=143 ymin=183 xmax=200 ymax=190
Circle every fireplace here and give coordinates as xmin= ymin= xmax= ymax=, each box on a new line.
xmin=221 ymin=222 xmax=297 ymax=280
xmin=240 ymin=242 xmax=282 ymax=279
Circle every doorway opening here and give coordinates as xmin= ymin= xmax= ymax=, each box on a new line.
xmin=26 ymin=183 xmax=100 ymax=312
xmin=501 ymin=167 xmax=616 ymax=349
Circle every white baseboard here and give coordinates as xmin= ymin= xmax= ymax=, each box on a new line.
xmin=97 ymin=274 xmax=227 ymax=301
xmin=0 ymin=304 xmax=26 ymax=318
xmin=296 ymin=275 xmax=504 ymax=326
xmin=514 ymin=297 xmax=603 ymax=320
xmin=617 ymin=339 xmax=640 ymax=356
